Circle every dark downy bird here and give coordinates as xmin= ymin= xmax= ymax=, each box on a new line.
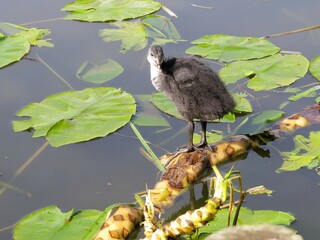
xmin=147 ymin=45 xmax=235 ymax=153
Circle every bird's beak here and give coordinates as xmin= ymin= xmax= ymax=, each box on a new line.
xmin=155 ymin=59 xmax=162 ymax=69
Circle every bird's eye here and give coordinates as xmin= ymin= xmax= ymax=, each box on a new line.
xmin=151 ymin=53 xmax=154 ymax=57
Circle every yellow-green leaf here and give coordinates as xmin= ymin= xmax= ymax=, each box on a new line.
xmin=76 ymin=59 xmax=124 ymax=84
xmin=233 ymin=110 xmax=285 ymax=135
xmin=99 ymin=15 xmax=182 ymax=52
xmin=186 ymin=34 xmax=280 ymax=62
xmin=219 ymin=54 xmax=309 ymax=91
xmin=277 ymin=131 xmax=320 ymax=173
xmin=0 ymin=22 xmax=52 ymax=68
xmin=309 ymin=55 xmax=320 ymax=81
xmin=100 ymin=21 xmax=148 ymax=52
xmin=151 ymin=92 xmax=240 ymax=123
xmin=12 ymin=88 xmax=136 ymax=147
xmin=195 ymin=207 xmax=295 ymax=238
xmin=62 ymin=0 xmax=162 ymax=22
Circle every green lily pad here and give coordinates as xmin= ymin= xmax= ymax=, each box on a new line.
xmin=62 ymin=0 xmax=162 ymax=22
xmin=0 ymin=22 xmax=52 ymax=68
xmin=76 ymin=59 xmax=124 ymax=84
xmin=12 ymin=88 xmax=136 ymax=147
xmin=194 ymin=207 xmax=295 ymax=239
xmin=100 ymin=21 xmax=147 ymax=52
xmin=151 ymin=92 xmax=248 ymax=122
xmin=193 ymin=130 xmax=224 ymax=144
xmin=219 ymin=54 xmax=309 ymax=91
xmin=13 ymin=204 xmax=121 ymax=240
xmin=142 ymin=14 xmax=182 ymax=44
xmin=277 ymin=131 xmax=320 ymax=174
xmin=133 ymin=113 xmax=170 ymax=127
xmin=151 ymin=92 xmax=183 ymax=119
xmin=309 ymin=56 xmax=320 ymax=81
xmin=232 ymin=93 xmax=252 ymax=113
xmin=0 ymin=37 xmax=30 ymax=68
xmin=133 ymin=95 xmax=170 ymax=127
xmin=233 ymin=110 xmax=285 ymax=135
xmin=99 ymin=15 xmax=181 ymax=52
xmin=13 ymin=206 xmax=100 ymax=240
xmin=185 ymin=34 xmax=280 ymax=62
xmin=151 ymin=91 xmax=235 ymax=122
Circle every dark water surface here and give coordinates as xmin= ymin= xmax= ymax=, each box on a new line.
xmin=1 ymin=0 xmax=320 ymax=239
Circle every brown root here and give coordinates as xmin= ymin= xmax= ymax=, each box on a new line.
xmin=93 ymin=206 xmax=143 ymax=240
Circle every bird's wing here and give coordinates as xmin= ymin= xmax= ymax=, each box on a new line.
xmin=171 ymin=61 xmax=199 ymax=88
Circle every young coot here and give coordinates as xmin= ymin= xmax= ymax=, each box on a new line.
xmin=147 ymin=45 xmax=235 ymax=152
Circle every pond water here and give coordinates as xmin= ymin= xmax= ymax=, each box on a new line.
xmin=1 ymin=0 xmax=320 ymax=239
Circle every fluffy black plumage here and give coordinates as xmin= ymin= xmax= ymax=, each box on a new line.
xmin=147 ymin=45 xmax=235 ymax=152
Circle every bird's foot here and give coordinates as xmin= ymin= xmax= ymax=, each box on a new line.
xmin=194 ymin=142 xmax=213 ymax=151
xmin=176 ymin=145 xmax=195 ymax=153
xmin=164 ymin=146 xmax=203 ymax=167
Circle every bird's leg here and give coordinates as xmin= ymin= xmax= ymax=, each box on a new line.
xmin=174 ymin=121 xmax=195 ymax=153
xmin=195 ymin=121 xmax=212 ymax=151
xmin=199 ymin=121 xmax=207 ymax=146
xmin=186 ymin=120 xmax=195 ymax=152
xmin=165 ymin=121 xmax=202 ymax=167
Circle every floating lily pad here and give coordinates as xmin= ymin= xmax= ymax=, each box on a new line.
xmin=186 ymin=34 xmax=280 ymax=62
xmin=309 ymin=56 xmax=320 ymax=81
xmin=151 ymin=92 xmax=236 ymax=123
xmin=277 ymin=131 xmax=320 ymax=174
xmin=193 ymin=130 xmax=224 ymax=144
xmin=151 ymin=92 xmax=182 ymax=119
xmin=0 ymin=37 xmax=30 ymax=68
xmin=133 ymin=95 xmax=170 ymax=127
xmin=219 ymin=54 xmax=309 ymax=91
xmin=142 ymin=14 xmax=182 ymax=44
xmin=99 ymin=15 xmax=181 ymax=52
xmin=0 ymin=22 xmax=52 ymax=68
xmin=12 ymin=88 xmax=136 ymax=147
xmin=13 ymin=204 xmax=120 ymax=240
xmin=100 ymin=21 xmax=147 ymax=52
xmin=76 ymin=59 xmax=124 ymax=84
xmin=233 ymin=110 xmax=285 ymax=135
xmin=13 ymin=206 xmax=101 ymax=240
xmin=151 ymin=92 xmax=249 ymax=122
xmin=232 ymin=93 xmax=252 ymax=113
xmin=133 ymin=113 xmax=170 ymax=127
xmin=62 ymin=0 xmax=162 ymax=22
xmin=194 ymin=207 xmax=295 ymax=239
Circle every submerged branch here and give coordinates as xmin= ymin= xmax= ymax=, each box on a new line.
xmin=261 ymin=25 xmax=320 ymax=39
xmin=36 ymin=55 xmax=74 ymax=90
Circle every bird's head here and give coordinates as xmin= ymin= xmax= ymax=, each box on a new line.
xmin=147 ymin=45 xmax=164 ymax=69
